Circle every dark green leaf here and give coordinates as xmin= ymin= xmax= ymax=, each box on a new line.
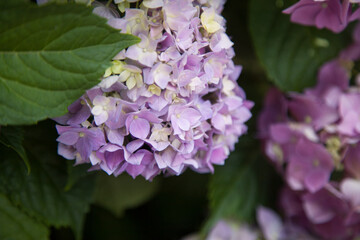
xmin=93 ymin=172 xmax=160 ymax=217
xmin=204 ymin=137 xmax=280 ymax=234
xmin=0 ymin=2 xmax=139 ymax=125
xmin=0 ymin=193 xmax=49 ymax=240
xmin=249 ymin=0 xmax=349 ymax=91
xmin=0 ymin=123 xmax=95 ymax=240
xmin=0 ymin=126 xmax=30 ymax=173
xmin=64 ymin=161 xmax=91 ymax=192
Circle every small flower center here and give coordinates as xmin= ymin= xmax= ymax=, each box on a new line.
xmin=79 ymin=132 xmax=85 ymax=137
xmin=134 ymin=115 xmax=139 ymax=119
xmin=313 ymin=159 xmax=320 ymax=167
xmin=305 ymin=115 xmax=312 ymax=123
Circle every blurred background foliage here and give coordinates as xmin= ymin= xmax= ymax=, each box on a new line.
xmin=0 ymin=0 xmax=351 ymax=239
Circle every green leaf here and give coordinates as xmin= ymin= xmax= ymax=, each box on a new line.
xmin=94 ymin=172 xmax=160 ymax=217
xmin=204 ymin=137 xmax=280 ymax=234
xmin=0 ymin=193 xmax=49 ymax=240
xmin=249 ymin=0 xmax=349 ymax=92
xmin=64 ymin=161 xmax=91 ymax=192
xmin=0 ymin=123 xmax=96 ymax=240
xmin=0 ymin=126 xmax=30 ymax=173
xmin=0 ymin=2 xmax=139 ymax=125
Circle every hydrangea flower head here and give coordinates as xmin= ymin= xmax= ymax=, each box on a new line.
xmin=55 ymin=0 xmax=253 ymax=180
xmin=258 ymin=25 xmax=360 ymax=238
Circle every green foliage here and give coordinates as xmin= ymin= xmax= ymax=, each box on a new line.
xmin=0 ymin=126 xmax=30 ymax=173
xmin=249 ymin=0 xmax=349 ymax=92
xmin=93 ymin=172 xmax=160 ymax=217
xmin=0 ymin=2 xmax=139 ymax=125
xmin=0 ymin=122 xmax=96 ymax=240
xmin=204 ymin=136 xmax=279 ymax=233
xmin=0 ymin=193 xmax=49 ymax=240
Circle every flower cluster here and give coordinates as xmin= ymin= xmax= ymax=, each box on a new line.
xmin=55 ymin=0 xmax=253 ymax=180
xmin=283 ymin=0 xmax=360 ymax=33
xmin=202 ymin=207 xmax=316 ymax=240
xmin=258 ymin=20 xmax=360 ymax=239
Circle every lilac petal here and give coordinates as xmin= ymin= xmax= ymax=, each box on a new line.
xmin=86 ymin=87 xmax=103 ymax=101
xmin=126 ymin=164 xmax=146 ymax=178
xmin=89 ymin=128 xmax=106 ymax=149
xmin=303 ymin=197 xmax=336 ymax=224
xmin=181 ymin=108 xmax=201 ymax=124
xmin=93 ymin=5 xmax=119 ymax=20
xmin=305 ymin=169 xmax=329 ymax=193
xmin=105 ymin=104 xmax=123 ymax=129
xmin=126 ymin=151 xmax=145 ymax=165
xmin=288 ymin=94 xmax=338 ymax=130
xmin=145 ymin=139 xmax=169 ymax=151
xmin=224 ymin=96 xmax=243 ymax=112
xmin=269 ymin=124 xmax=293 ymax=144
xmin=236 ymin=107 xmax=252 ymax=123
xmin=107 ymin=129 xmax=124 ymax=146
xmin=315 ymin=1 xmax=345 ymax=33
xmin=207 ymin=220 xmax=233 ymax=240
xmin=338 ymin=111 xmax=358 ymax=135
xmin=154 ymin=153 xmax=167 ymax=169
xmin=286 ymin=158 xmax=308 ymax=191
xmin=154 ymin=149 xmax=175 ymax=169
xmin=105 ymin=149 xmax=124 ymax=172
xmin=140 ymin=150 xmax=154 ymax=164
xmin=339 ymin=93 xmax=360 ymax=116
xmin=340 ymin=178 xmax=360 ymax=208
xmin=316 ymin=60 xmax=349 ymax=94
xmin=154 ymin=75 xmax=169 ymax=89
xmin=210 ymin=32 xmax=233 ymax=52
xmin=58 ymin=144 xmax=76 ymax=160
xmin=172 ymin=115 xmax=190 ymax=131
xmin=212 ymin=113 xmax=226 ymax=132
xmin=56 ymin=125 xmax=71 ymax=135
xmin=183 ymin=159 xmax=199 ymax=169
xmin=137 ymin=111 xmax=162 ymax=123
xmin=76 ymin=137 xmax=92 ymax=161
xmin=209 ymin=147 xmax=227 ymax=165
xmin=196 ymin=100 xmax=213 ymax=120
xmin=148 ymin=96 xmax=169 ymax=112
xmin=168 ymin=154 xmax=184 ymax=174
xmin=126 ymin=139 xmax=144 ymax=153
xmin=129 ymin=118 xmax=150 ymax=139
xmin=257 ymin=206 xmax=284 ymax=240
xmin=90 ymin=152 xmax=101 ymax=166
xmin=68 ymin=105 xmax=91 ymax=125
xmin=344 ymin=144 xmax=360 ymax=179
xmin=57 ymin=131 xmax=79 ymax=145
xmin=285 ymin=1 xmax=322 ymax=25
xmin=113 ymin=162 xmax=128 ymax=177
xmin=94 ymin=111 xmax=109 ymax=125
